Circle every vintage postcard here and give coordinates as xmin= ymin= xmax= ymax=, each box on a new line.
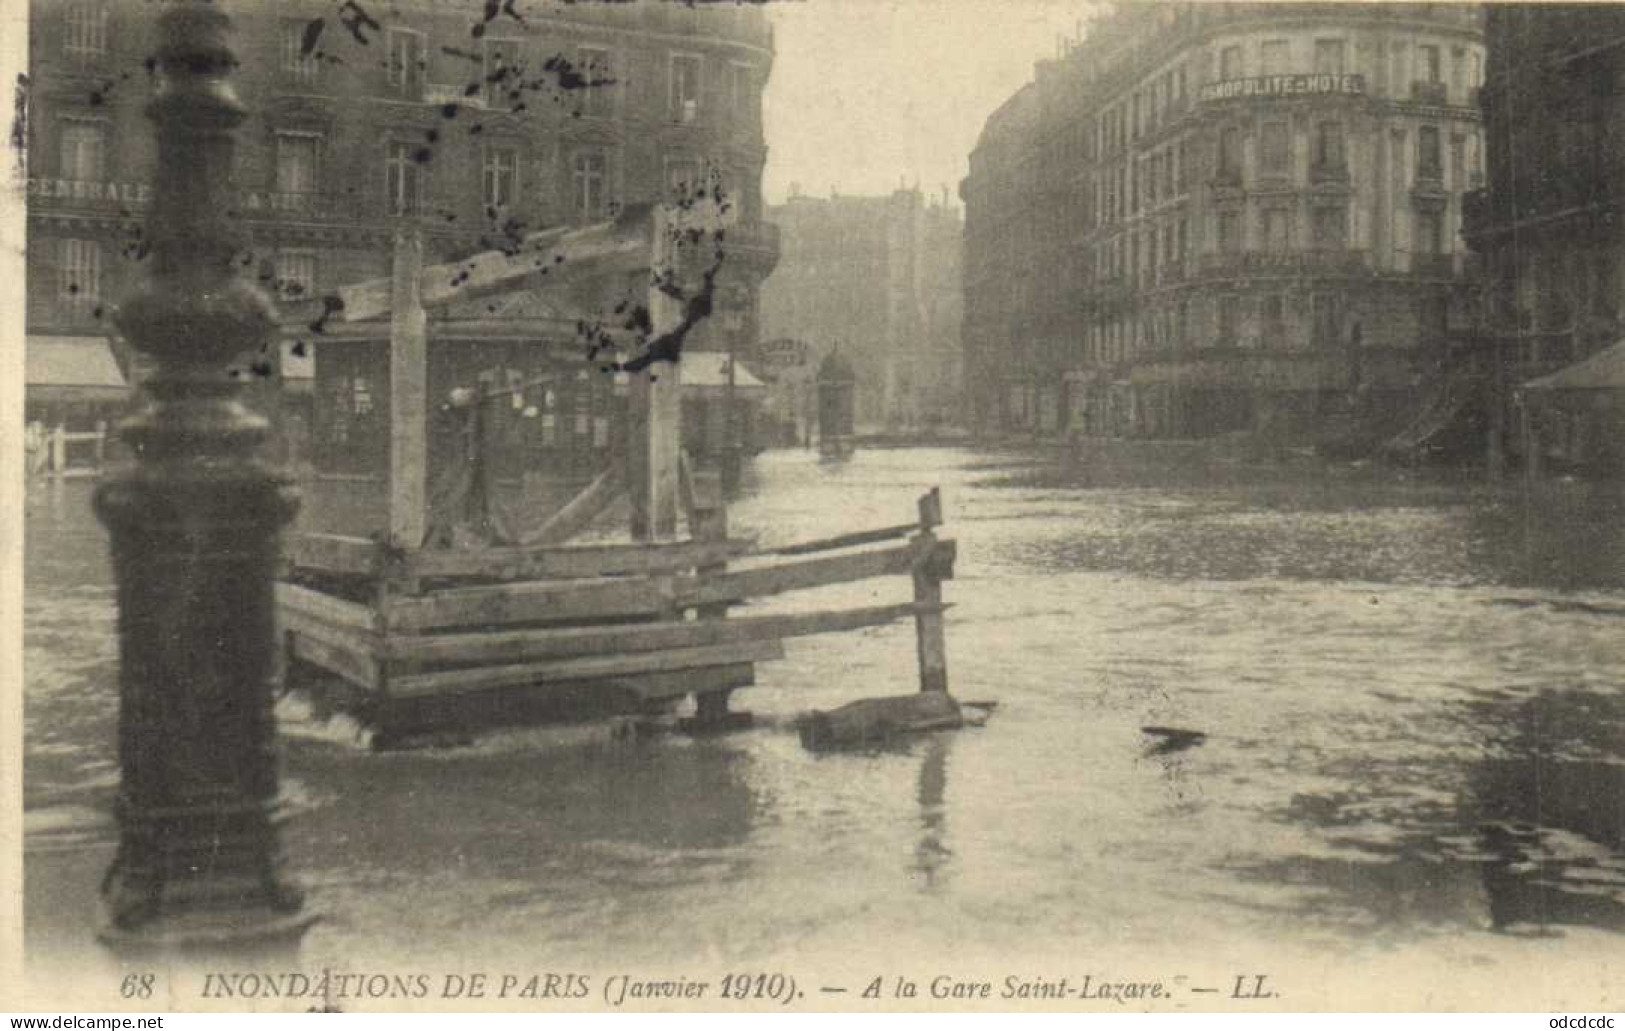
xmin=5 ymin=0 xmax=1623 ymax=1014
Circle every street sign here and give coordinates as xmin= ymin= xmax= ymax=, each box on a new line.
xmin=759 ymin=338 xmax=809 ymax=368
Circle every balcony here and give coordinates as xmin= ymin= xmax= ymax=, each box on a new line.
xmin=1309 ymin=162 xmax=1350 ymax=186
xmin=1199 ymin=249 xmax=1371 ymax=278
xmin=426 ymin=82 xmax=486 ymax=111
xmin=1410 ymin=252 xmax=1457 ymax=278
xmin=1410 ymin=80 xmax=1449 ymax=106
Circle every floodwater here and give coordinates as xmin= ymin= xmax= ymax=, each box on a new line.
xmin=22 ymin=448 xmax=1625 ymax=1009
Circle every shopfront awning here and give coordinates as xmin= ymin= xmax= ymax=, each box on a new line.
xmin=26 ymin=335 xmax=130 ymax=403
xmin=1523 ymin=339 xmax=1625 ymax=391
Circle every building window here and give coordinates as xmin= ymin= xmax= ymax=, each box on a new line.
xmin=1218 ymin=126 xmax=1243 ymax=181
xmin=665 ymin=157 xmax=702 ymax=202
xmin=1217 ymin=295 xmax=1239 ymax=347
xmin=281 ymin=19 xmax=319 ymax=83
xmin=1313 ymin=39 xmax=1346 ymax=75
xmin=1261 ymin=208 xmax=1291 ymax=252
xmin=1419 ymin=294 xmax=1449 ymax=343
xmin=1220 ymin=45 xmax=1243 ymax=80
xmin=1314 ymin=121 xmax=1346 ymax=174
xmin=1417 ymin=44 xmax=1442 ymax=83
xmin=59 ymin=238 xmax=101 ymax=311
xmin=387 ymin=29 xmax=425 ymax=97
xmin=576 ymin=46 xmax=614 ymax=118
xmin=483 ymin=145 xmax=520 ymax=209
xmin=63 ymin=3 xmax=107 ymax=60
xmin=1217 ymin=210 xmax=1241 ymax=253
xmin=353 ymin=376 xmax=375 ymax=417
xmin=59 ymin=120 xmax=105 ymax=182
xmin=725 ymin=61 xmax=753 ymax=121
xmin=275 ymin=249 xmax=317 ymax=300
xmin=275 ymin=132 xmax=319 ymax=202
xmin=484 ymin=39 xmax=521 ymax=106
xmin=1263 ymin=294 xmax=1287 ymax=345
xmin=385 ymin=141 xmax=422 ymax=215
xmin=1415 ymin=209 xmax=1444 ymax=254
xmin=1311 ymin=206 xmax=1347 ymax=250
xmin=1260 ymin=120 xmax=1289 ymax=176
xmin=1312 ymin=294 xmax=1341 ymax=347
xmin=572 ymin=150 xmax=608 ymax=219
xmin=1261 ymin=39 xmax=1290 ymax=76
xmin=670 ymin=53 xmax=702 ymax=123
xmin=1417 ymin=125 xmax=1443 ymax=181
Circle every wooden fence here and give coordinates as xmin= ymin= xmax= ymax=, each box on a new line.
xmin=278 ymin=484 xmax=954 ymax=743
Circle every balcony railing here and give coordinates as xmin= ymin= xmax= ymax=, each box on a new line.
xmin=426 ymin=82 xmax=485 ymax=110
xmin=1410 ymin=81 xmax=1449 ymax=106
xmin=1310 ymin=162 xmax=1350 ymax=185
xmin=1200 ymin=248 xmax=1371 ymax=277
xmin=1410 ymin=252 xmax=1457 ymax=277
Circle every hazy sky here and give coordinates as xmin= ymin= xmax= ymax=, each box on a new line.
xmin=761 ymin=0 xmax=1092 ymax=208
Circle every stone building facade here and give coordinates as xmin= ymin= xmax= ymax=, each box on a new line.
xmin=759 ymin=186 xmax=962 ymax=431
xmin=1463 ymin=4 xmax=1625 ymax=473
xmin=962 ymin=3 xmax=1486 ymax=445
xmin=24 ymin=0 xmax=779 ymax=470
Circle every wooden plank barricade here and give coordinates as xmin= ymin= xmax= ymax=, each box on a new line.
xmin=276 ymin=485 xmax=957 ymax=746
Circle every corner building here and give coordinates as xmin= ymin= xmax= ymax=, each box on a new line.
xmin=1463 ymin=5 xmax=1625 ymax=474
xmin=962 ymin=3 xmax=1486 ymax=443
xmin=25 ymin=0 xmax=778 ymax=474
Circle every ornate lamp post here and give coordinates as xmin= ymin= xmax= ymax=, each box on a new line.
xmin=94 ymin=2 xmax=315 ymax=957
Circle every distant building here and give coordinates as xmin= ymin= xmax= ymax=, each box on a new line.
xmin=759 ymin=186 xmax=963 ymax=432
xmin=962 ymin=3 xmax=1486 ymax=445
xmin=1463 ymin=4 xmax=1625 ymax=475
xmin=24 ymin=0 xmax=779 ymax=475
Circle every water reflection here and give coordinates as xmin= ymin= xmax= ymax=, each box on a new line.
xmin=911 ymin=736 xmax=952 ymax=892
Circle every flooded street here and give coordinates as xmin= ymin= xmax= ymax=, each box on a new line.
xmin=23 ymin=447 xmax=1625 ymax=1007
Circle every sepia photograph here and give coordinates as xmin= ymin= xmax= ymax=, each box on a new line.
xmin=6 ymin=0 xmax=1624 ymax=1014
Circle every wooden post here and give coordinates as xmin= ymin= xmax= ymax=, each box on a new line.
xmin=94 ymin=1 xmax=313 ymax=959
xmin=50 ymin=425 xmax=66 ymax=474
xmin=629 ymin=207 xmax=681 ymax=542
xmin=684 ymin=467 xmax=752 ymax=733
xmin=912 ymin=488 xmax=949 ymax=693
xmin=389 ymin=229 xmax=428 ymax=551
xmin=93 ymin=419 xmax=107 ymax=467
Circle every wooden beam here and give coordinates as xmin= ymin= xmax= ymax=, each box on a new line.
xmin=290 ymin=631 xmax=382 ymax=692
xmin=276 ymin=582 xmax=381 ymax=633
xmin=389 ymin=229 xmax=428 ymax=550
xmin=404 ymin=537 xmax=753 ymax=582
xmin=284 ymin=532 xmax=384 ymax=577
xmin=629 ymin=205 xmax=681 ymax=542
xmin=519 ymin=458 xmax=624 ymax=547
xmin=680 ymin=538 xmax=929 ymax=607
xmin=385 ymin=600 xmax=948 ymax=668
xmin=382 ymin=575 xmax=675 ymax=633
xmin=320 ymin=209 xmax=653 ymax=324
xmin=765 ymin=522 xmax=919 ymax=557
xmin=279 ymin=601 xmax=383 ymax=656
xmin=387 ymin=640 xmax=785 ymax=698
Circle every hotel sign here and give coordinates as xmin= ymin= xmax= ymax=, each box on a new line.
xmin=1199 ymin=74 xmax=1366 ymax=104
xmin=27 ymin=178 xmax=153 ymax=205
